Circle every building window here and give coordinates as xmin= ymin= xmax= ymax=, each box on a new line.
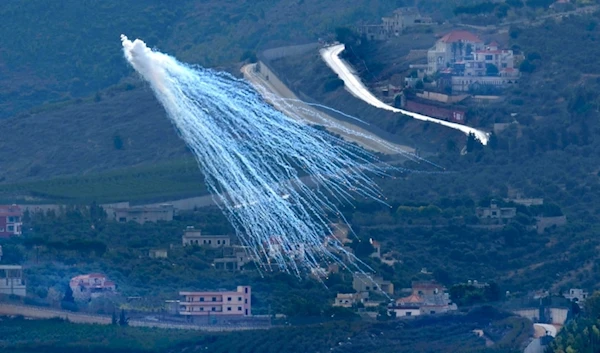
xmin=244 ymin=299 xmax=248 ymax=304
xmin=7 ymin=226 xmax=14 ymax=232
xmin=245 ymin=309 xmax=248 ymax=315
xmin=245 ymin=288 xmax=248 ymax=294
xmin=212 ymin=297 xmax=216 ymax=302
xmin=227 ymin=297 xmax=231 ymax=301
xmin=238 ymin=307 xmax=242 ymax=311
xmin=211 ymin=307 xmax=216 ymax=311
xmin=208 ymin=240 xmax=212 ymax=244
xmin=8 ymin=217 xmax=13 ymax=222
xmin=227 ymin=307 xmax=232 ymax=311
xmin=200 ymin=297 xmax=204 ymax=302
xmin=238 ymin=297 xmax=242 ymax=301
xmin=406 ymin=312 xmax=412 ymax=316
xmin=217 ymin=240 xmax=221 ymax=245
xmin=200 ymin=307 xmax=204 ymax=311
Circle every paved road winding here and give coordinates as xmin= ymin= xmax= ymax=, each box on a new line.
xmin=320 ymin=44 xmax=490 ymax=145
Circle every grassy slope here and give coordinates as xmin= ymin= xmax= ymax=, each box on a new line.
xmin=0 ymin=86 xmax=190 ymax=182
xmin=0 ymin=157 xmax=206 ymax=204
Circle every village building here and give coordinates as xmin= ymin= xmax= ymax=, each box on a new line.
xmin=266 ymin=236 xmax=305 ymax=262
xmin=178 ymin=286 xmax=252 ymax=317
xmin=149 ymin=249 xmax=168 ymax=259
xmin=352 ymin=273 xmax=394 ymax=295
xmin=0 ymin=205 xmax=23 ymax=237
xmin=69 ymin=273 xmax=116 ymax=301
xmin=182 ymin=226 xmax=231 ymax=247
xmin=564 ymin=288 xmax=589 ymax=303
xmin=476 ymin=200 xmax=517 ymax=219
xmin=213 ymin=248 xmax=254 ymax=271
xmin=389 ymin=281 xmax=457 ymax=317
xmin=112 ymin=204 xmax=174 ymax=224
xmin=0 ymin=265 xmax=26 ymax=297
xmin=333 ymin=292 xmax=369 ymax=308
xmin=358 ymin=7 xmax=432 ymax=40
xmin=426 ymin=31 xmax=520 ymax=92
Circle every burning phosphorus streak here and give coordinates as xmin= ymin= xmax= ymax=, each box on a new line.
xmin=120 ymin=35 xmax=404 ymax=276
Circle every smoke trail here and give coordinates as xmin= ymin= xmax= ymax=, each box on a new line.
xmin=121 ymin=35 xmax=403 ymax=275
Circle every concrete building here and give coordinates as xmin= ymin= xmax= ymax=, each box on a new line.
xmin=564 ymin=288 xmax=589 ymax=303
xmin=333 ymin=292 xmax=369 ymax=308
xmin=213 ymin=249 xmax=254 ymax=271
xmin=0 ymin=205 xmax=23 ymax=237
xmin=0 ymin=265 xmax=26 ymax=297
xmin=178 ymin=286 xmax=251 ymax=317
xmin=427 ymin=31 xmax=520 ymax=92
xmin=476 ymin=200 xmax=517 ymax=219
xmin=149 ymin=249 xmax=168 ymax=259
xmin=69 ymin=273 xmax=116 ymax=301
xmin=112 ymin=204 xmax=174 ymax=224
xmin=182 ymin=226 xmax=231 ymax=247
xmin=358 ymin=7 xmax=432 ymax=40
xmin=266 ymin=235 xmax=305 ymax=262
xmin=427 ymin=31 xmax=484 ymax=74
xmin=390 ymin=293 xmax=423 ymax=317
xmin=382 ymin=7 xmax=432 ymax=36
xmin=352 ymin=273 xmax=394 ymax=295
xmin=389 ymin=281 xmax=456 ymax=317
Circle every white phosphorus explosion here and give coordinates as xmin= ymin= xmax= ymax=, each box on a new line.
xmin=121 ymin=35 xmax=421 ymax=275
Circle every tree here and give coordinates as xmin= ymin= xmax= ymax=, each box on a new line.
xmin=415 ymin=80 xmax=424 ymax=90
xmin=488 ymin=133 xmax=498 ymax=150
xmin=519 ymin=60 xmax=536 ymax=73
xmin=119 ymin=309 xmax=129 ymax=326
xmin=63 ymin=285 xmax=75 ymax=303
xmin=466 ymin=132 xmax=482 ymax=152
xmin=486 ymin=63 xmax=499 ymax=76
xmin=112 ymin=310 xmax=118 ymax=325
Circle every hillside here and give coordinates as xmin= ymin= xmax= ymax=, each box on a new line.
xmin=1 ymin=309 xmax=530 ymax=353
xmin=0 ymin=0 xmax=407 ymax=119
xmin=0 ymin=84 xmax=190 ymax=183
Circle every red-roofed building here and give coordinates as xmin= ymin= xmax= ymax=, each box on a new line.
xmin=426 ymin=30 xmax=520 ymax=92
xmin=428 ymin=31 xmax=485 ymax=74
xmin=70 ymin=273 xmax=116 ymax=301
xmin=389 ymin=281 xmax=457 ymax=317
xmin=0 ymin=205 xmax=23 ymax=238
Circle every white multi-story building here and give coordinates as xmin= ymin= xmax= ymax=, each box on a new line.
xmin=427 ymin=31 xmax=520 ymax=92
xmin=178 ymin=286 xmax=252 ymax=317
xmin=0 ymin=265 xmax=26 ymax=297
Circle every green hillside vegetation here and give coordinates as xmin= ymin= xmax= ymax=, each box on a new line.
xmin=267 ymin=10 xmax=600 ymax=292
xmin=0 ymin=157 xmax=205 ymax=204
xmin=547 ymin=291 xmax=600 ymax=353
xmin=0 ymin=308 xmax=530 ymax=353
xmin=0 ymin=0 xmax=410 ymax=119
xmin=0 ymin=86 xmax=193 ymax=183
